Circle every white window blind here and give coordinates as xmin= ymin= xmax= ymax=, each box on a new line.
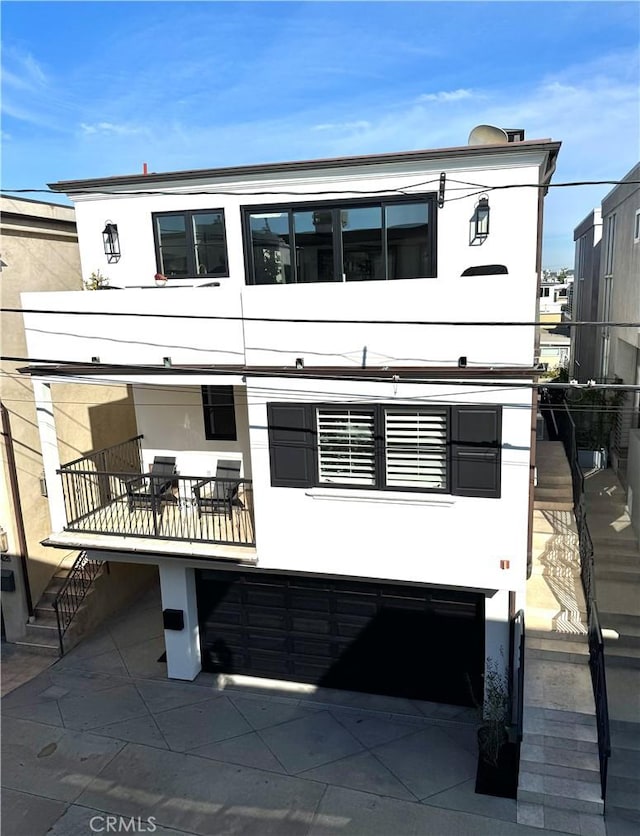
xmin=384 ymin=409 xmax=447 ymax=489
xmin=317 ymin=410 xmax=375 ymax=485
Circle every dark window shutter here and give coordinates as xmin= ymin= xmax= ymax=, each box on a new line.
xmin=267 ymin=404 xmax=315 ymax=487
xmin=450 ymin=406 xmax=501 ymax=498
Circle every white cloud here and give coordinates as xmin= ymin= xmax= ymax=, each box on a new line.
xmin=79 ymin=122 xmax=142 ymax=136
xmin=416 ymin=89 xmax=475 ymax=103
xmin=313 ymin=120 xmax=372 ymax=132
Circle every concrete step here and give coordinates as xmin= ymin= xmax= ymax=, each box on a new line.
xmin=527 ymin=636 xmax=589 ymax=655
xmin=25 ymin=621 xmax=59 ymax=641
xmin=606 ymin=780 xmax=640 ymax=823
xmin=523 ymin=715 xmax=598 ymax=745
xmin=589 ymin=532 xmax=639 ymax=550
xmin=603 ymin=646 xmax=640 ymax=668
xmin=534 ymin=499 xmax=575 ymax=512
xmin=527 ymin=642 xmax=590 ymax=665
xmin=523 ymin=732 xmax=599 ymax=756
xmin=520 ymin=742 xmax=600 ymax=784
xmin=12 ymin=637 xmax=59 ymax=657
xmin=600 ymin=613 xmax=640 ymax=634
xmin=595 ymin=568 xmax=640 ymax=583
xmin=535 ymin=486 xmax=574 ymax=501
xmin=32 ymin=607 xmax=58 ymax=626
xmin=527 ymin=629 xmax=589 ymax=644
xmin=610 ymin=719 xmax=640 ymax=752
xmin=518 ymin=769 xmax=604 ymax=815
xmin=535 ymin=475 xmax=574 ymax=489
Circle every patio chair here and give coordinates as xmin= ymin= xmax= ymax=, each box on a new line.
xmin=126 ymin=455 xmax=178 ymax=512
xmin=193 ymin=460 xmax=242 ymax=519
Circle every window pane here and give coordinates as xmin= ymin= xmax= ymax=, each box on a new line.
xmin=317 ymin=409 xmax=375 ymax=485
xmin=250 ymin=213 xmax=292 ymax=284
xmin=202 ymin=386 xmax=236 ymax=440
xmin=294 ymin=210 xmax=337 ymax=283
xmin=193 ymin=212 xmax=228 ymax=275
xmin=157 ymin=215 xmax=188 ymax=277
xmin=385 ymin=409 xmax=447 ymax=489
xmin=342 ymin=206 xmax=384 ymax=282
xmin=386 ymin=202 xmax=430 ymax=279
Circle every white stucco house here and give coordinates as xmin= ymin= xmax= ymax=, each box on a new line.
xmin=18 ymin=132 xmax=560 ymax=708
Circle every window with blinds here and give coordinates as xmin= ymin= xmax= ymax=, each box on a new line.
xmin=268 ymin=402 xmax=501 ymax=497
xmin=384 ymin=409 xmax=447 ymax=489
xmin=317 ymin=409 xmax=376 ymax=485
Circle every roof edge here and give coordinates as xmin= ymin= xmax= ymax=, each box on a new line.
xmin=48 ymin=140 xmax=561 ymax=193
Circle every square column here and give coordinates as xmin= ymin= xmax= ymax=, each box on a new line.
xmin=158 ymin=562 xmax=201 ymax=680
xmin=484 ymin=588 xmax=510 ymax=708
xmin=32 ymin=380 xmax=66 ymax=532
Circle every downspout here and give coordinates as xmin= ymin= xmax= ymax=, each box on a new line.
xmin=1 ymin=400 xmax=34 ymax=616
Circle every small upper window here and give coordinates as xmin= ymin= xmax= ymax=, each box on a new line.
xmin=202 ymin=386 xmax=236 ymax=440
xmin=634 ymin=209 xmax=640 ymax=243
xmin=153 ymin=210 xmax=229 ymax=278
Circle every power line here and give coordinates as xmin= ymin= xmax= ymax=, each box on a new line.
xmin=2 ymin=179 xmax=638 ymax=200
xmin=3 ymin=354 xmax=640 ymax=392
xmin=3 ymin=307 xmax=639 ymax=328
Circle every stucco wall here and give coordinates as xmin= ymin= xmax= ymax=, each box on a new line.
xmin=0 ymin=197 xmax=137 ymax=638
xmin=628 ymin=429 xmax=640 ymax=540
xmin=247 ymin=378 xmax=532 ymax=595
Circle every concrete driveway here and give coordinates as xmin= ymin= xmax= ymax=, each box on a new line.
xmin=1 ymin=583 xmax=574 ymax=836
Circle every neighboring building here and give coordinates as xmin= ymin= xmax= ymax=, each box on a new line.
xmin=538 ymin=278 xmax=572 ymax=323
xmin=0 ymin=195 xmax=137 ymax=644
xmin=571 ymin=209 xmax=602 ymax=381
xmin=595 ymin=164 xmax=640 ymax=485
xmin=18 ymin=134 xmax=560 ymax=706
xmin=539 ymin=327 xmax=570 ymax=373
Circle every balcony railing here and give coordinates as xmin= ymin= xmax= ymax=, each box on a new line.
xmin=58 ymin=441 xmax=255 ymax=548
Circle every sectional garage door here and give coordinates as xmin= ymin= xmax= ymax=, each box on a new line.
xmin=196 ymin=570 xmax=484 ymax=706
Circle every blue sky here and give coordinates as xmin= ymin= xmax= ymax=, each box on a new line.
xmin=2 ymin=1 xmax=638 ymax=268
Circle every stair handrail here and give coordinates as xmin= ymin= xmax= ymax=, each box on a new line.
xmin=51 ymin=551 xmax=107 ymax=656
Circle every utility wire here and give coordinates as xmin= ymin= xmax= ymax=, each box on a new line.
xmin=2 ymin=179 xmax=639 ymax=199
xmin=3 ymin=354 xmax=640 ymax=391
xmin=3 ymin=307 xmax=639 ymax=328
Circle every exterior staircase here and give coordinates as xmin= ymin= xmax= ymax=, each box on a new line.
xmin=583 ymin=469 xmax=640 ymax=824
xmin=12 ymin=554 xmax=108 ymax=657
xmin=517 ymin=441 xmax=605 ymax=834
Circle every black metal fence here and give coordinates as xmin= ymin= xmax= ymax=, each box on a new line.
xmin=52 ymin=551 xmax=107 ymax=656
xmin=551 ymin=402 xmax=611 ymax=801
xmin=509 ymin=608 xmax=525 ymax=742
xmin=59 ymin=469 xmax=256 ymax=548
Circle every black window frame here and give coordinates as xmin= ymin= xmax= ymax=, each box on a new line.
xmin=242 ymin=195 xmax=437 ymax=286
xmin=152 ymin=209 xmax=230 ymax=279
xmin=267 ymin=402 xmax=501 ymax=498
xmin=202 ymin=385 xmax=237 ymax=441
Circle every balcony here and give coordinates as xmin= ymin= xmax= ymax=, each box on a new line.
xmin=55 ymin=437 xmax=256 ymax=560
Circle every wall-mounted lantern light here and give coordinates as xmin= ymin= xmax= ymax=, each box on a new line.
xmin=102 ymin=221 xmax=120 ymax=263
xmin=469 ymin=196 xmax=490 ymax=246
xmin=0 ymin=525 xmax=9 ymax=554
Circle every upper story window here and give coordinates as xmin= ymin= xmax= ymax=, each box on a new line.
xmin=202 ymin=385 xmax=237 ymax=440
xmin=242 ymin=197 xmax=436 ymax=285
xmin=267 ymin=402 xmax=501 ymax=498
xmin=153 ymin=210 xmax=229 ymax=278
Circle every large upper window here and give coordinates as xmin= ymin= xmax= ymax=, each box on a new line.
xmin=153 ymin=210 xmax=229 ymax=278
xmin=243 ymin=197 xmax=436 ymax=285
xmin=267 ymin=403 xmax=501 ymax=497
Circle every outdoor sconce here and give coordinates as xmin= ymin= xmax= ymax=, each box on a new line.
xmin=469 ymin=196 xmax=490 ymax=246
xmin=102 ymin=221 xmax=120 ymax=263
xmin=0 ymin=526 xmax=8 ymax=554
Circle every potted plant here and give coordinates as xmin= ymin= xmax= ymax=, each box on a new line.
xmin=83 ymin=269 xmax=110 ymax=290
xmin=474 ymin=652 xmax=519 ymax=798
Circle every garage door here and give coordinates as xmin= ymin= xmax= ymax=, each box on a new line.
xmin=196 ymin=570 xmax=484 ymax=706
